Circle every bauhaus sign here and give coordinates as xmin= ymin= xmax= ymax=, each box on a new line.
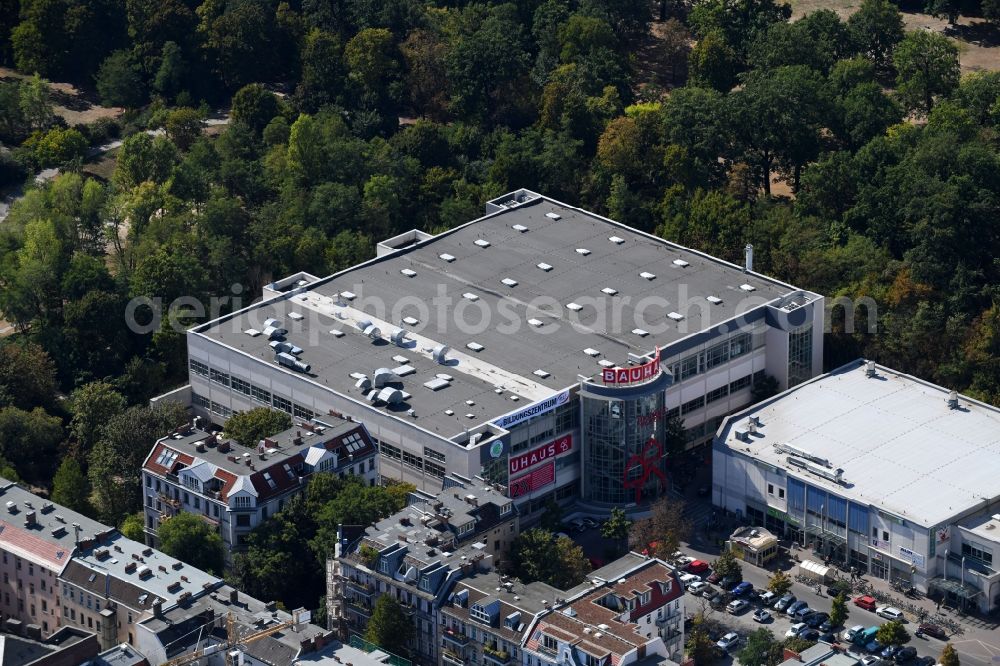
xmin=509 ymin=462 xmax=554 ymax=499
xmin=509 ymin=435 xmax=572 ymax=475
xmin=602 ymin=348 xmax=661 ymax=384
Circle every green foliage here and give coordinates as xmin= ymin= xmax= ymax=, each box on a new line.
xmin=364 ymin=595 xmax=414 ymax=657
xmin=925 ymin=0 xmax=961 ymax=24
xmin=158 ymin=512 xmax=225 ymax=575
xmin=0 ymin=406 xmax=63 ymax=482
xmin=877 ymin=621 xmax=910 ymax=646
xmin=120 ymin=512 xmax=145 ymax=541
xmin=847 ymin=0 xmax=904 ymax=71
xmin=768 ymin=570 xmax=792 ymax=596
xmin=894 ymin=30 xmax=960 ymax=115
xmin=940 ymin=643 xmax=960 ymax=666
xmin=69 ymin=382 xmax=126 ymax=452
xmin=713 ymin=547 xmax=743 ymax=580
xmin=630 ymin=496 xmax=691 ymax=558
xmin=739 ymin=628 xmax=784 ymax=666
xmin=223 ymin=407 xmax=292 ymax=447
xmin=783 ymin=636 xmax=818 ymax=653
xmin=231 ymin=83 xmax=280 ymax=136
xmin=829 ymin=592 xmax=849 ymax=627
xmin=165 ymin=107 xmax=203 ymax=150
xmin=539 ymin=498 xmax=564 ymax=532
xmin=51 ymin=456 xmax=91 ymax=513
xmin=686 ymin=615 xmax=717 ymax=665
xmin=0 ymin=342 xmax=58 ymax=411
xmin=601 ymin=507 xmax=632 ymax=554
xmin=688 ymin=32 xmax=738 ymax=92
xmin=95 ymin=50 xmax=147 ymax=108
xmin=508 ymin=528 xmax=590 ymax=588
xmin=23 ymin=126 xmax=88 ymax=168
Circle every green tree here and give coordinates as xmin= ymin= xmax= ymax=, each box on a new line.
xmin=51 ymin=457 xmax=91 ymax=513
xmin=25 ymin=126 xmax=88 ymax=168
xmin=739 ymin=628 xmax=784 ymax=666
xmin=839 ymin=82 xmax=903 ymax=148
xmin=783 ymin=636 xmax=818 ymax=653
xmin=712 ymin=547 xmax=743 ymax=581
xmin=829 ymin=592 xmax=849 ymax=627
xmin=223 ymin=407 xmax=292 ymax=447
xmin=158 ymin=512 xmax=225 ymax=574
xmin=539 ymin=498 xmax=564 ymax=532
xmin=893 ymin=30 xmax=960 ymax=115
xmin=939 ymin=643 xmax=960 ymax=666
xmin=69 ymin=382 xmax=127 ymax=452
xmin=630 ymin=496 xmax=691 ymax=559
xmin=829 ymin=56 xmax=876 ymax=95
xmin=95 ymin=50 xmax=146 ymax=108
xmin=767 ymin=569 xmax=792 ymax=596
xmin=231 ymin=83 xmax=280 ymax=136
xmin=165 ymin=107 xmax=203 ymax=150
xmin=0 ymin=407 xmax=63 ymax=483
xmin=876 ymin=620 xmax=910 ymax=646
xmin=508 ymin=528 xmax=589 ymax=588
xmin=120 ymin=512 xmax=145 ymax=541
xmin=114 ymin=133 xmax=177 ymax=189
xmin=88 ymin=401 xmax=186 ymax=524
xmin=0 ymin=342 xmax=58 ymax=410
xmin=925 ymin=0 xmax=960 ymax=25
xmin=847 ymin=0 xmax=904 ymax=72
xmin=19 ymin=74 xmax=54 ymax=132
xmin=686 ymin=614 xmax=717 ymax=665
xmin=601 ymin=507 xmax=632 ymax=556
xmin=985 ymin=0 xmax=1000 ymax=24
xmin=688 ymin=32 xmax=739 ymax=92
xmin=296 ymin=29 xmax=344 ymax=113
xmin=364 ymin=595 xmax=414 ymax=657
xmin=153 ymin=41 xmax=186 ymax=98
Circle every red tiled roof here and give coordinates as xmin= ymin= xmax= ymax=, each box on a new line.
xmin=0 ymin=520 xmax=70 ymax=569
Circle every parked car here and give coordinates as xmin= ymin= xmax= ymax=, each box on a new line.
xmin=877 ymin=606 xmax=905 ymax=622
xmin=753 ymin=608 xmax=772 ymax=623
xmin=675 ymin=554 xmax=694 ymax=567
xmin=860 ymin=656 xmax=880 ymax=666
xmin=819 ymin=618 xmax=840 ymax=632
xmin=792 ymin=604 xmax=814 ymax=621
xmin=556 ymin=532 xmax=571 ymax=540
xmin=854 ymin=595 xmax=878 ymax=611
xmin=757 ymin=591 xmax=777 ymax=606
xmin=865 ymin=639 xmax=883 ymax=653
xmin=688 ymin=581 xmax=709 ymax=596
xmin=799 ymin=629 xmax=821 ymax=641
xmin=881 ymin=645 xmax=901 ymax=660
xmin=566 ymin=518 xmax=586 ymax=533
xmin=774 ymin=594 xmax=796 ymax=612
xmin=827 ymin=581 xmax=853 ymax=597
xmin=728 ymin=599 xmax=751 ymax=615
xmin=843 ymin=625 xmax=866 ymax=642
xmin=687 ymin=560 xmax=711 ymax=575
xmin=581 ymin=517 xmax=599 ymax=529
xmin=680 ymin=573 xmax=702 ymax=588
xmin=716 ymin=632 xmax=740 ymax=651
xmin=806 ymin=612 xmax=830 ymax=628
xmin=720 ymin=575 xmax=742 ymax=589
xmin=895 ymin=647 xmax=918 ymax=663
xmin=917 ymin=623 xmax=947 ymax=640
xmin=819 ymin=633 xmax=838 ymax=645
xmin=786 ymin=623 xmax=808 ymax=638
xmin=731 ymin=582 xmax=754 ymax=597
xmin=708 ymin=592 xmax=727 ymax=610
xmin=914 ymin=657 xmax=936 ymax=666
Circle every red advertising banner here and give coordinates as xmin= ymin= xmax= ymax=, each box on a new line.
xmin=509 ymin=462 xmax=555 ymax=498
xmin=509 ymin=435 xmax=572 ymax=475
xmin=602 ymin=347 xmax=661 ymax=385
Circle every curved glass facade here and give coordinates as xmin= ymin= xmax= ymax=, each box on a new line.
xmin=581 ymin=375 xmax=671 ymax=504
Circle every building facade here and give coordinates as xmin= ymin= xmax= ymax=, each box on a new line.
xmin=141 ymin=416 xmax=377 ymax=562
xmin=713 ymin=360 xmax=1000 ymax=613
xmin=161 ymin=189 xmax=823 ymax=519
xmin=332 ymin=485 xmax=517 ymax=664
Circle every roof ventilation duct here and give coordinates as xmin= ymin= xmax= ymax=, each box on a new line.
xmin=432 ymin=345 xmax=449 ymax=364
xmin=391 ymin=329 xmax=407 ymax=346
xmin=276 ymin=352 xmax=310 ymax=373
xmin=373 ymin=368 xmax=395 ymax=388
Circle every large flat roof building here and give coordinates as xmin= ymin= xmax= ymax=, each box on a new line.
xmin=174 ymin=189 xmax=824 ymax=514
xmin=714 ymin=359 xmax=1000 ymax=612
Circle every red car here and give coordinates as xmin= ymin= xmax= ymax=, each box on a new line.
xmin=853 ymin=595 xmax=877 ymax=611
xmin=687 ymin=560 xmax=710 ymax=575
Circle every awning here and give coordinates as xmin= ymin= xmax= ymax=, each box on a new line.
xmin=928 ymin=577 xmax=982 ymax=600
xmin=798 ymin=559 xmax=832 ymax=581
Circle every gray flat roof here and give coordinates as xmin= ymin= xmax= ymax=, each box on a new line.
xmin=717 ymin=360 xmax=1000 ymax=527
xmin=196 ymin=193 xmax=796 ymax=437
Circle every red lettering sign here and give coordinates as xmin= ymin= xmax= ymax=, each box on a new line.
xmin=509 ymin=435 xmax=573 ymax=475
xmin=602 ymin=348 xmax=661 ymax=385
xmin=509 ymin=462 xmax=555 ymax=498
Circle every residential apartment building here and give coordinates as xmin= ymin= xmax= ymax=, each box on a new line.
xmin=331 ymin=485 xmax=517 ymax=664
xmin=141 ymin=416 xmax=377 ymax=562
xmin=0 ymin=480 xmax=110 ymax=637
xmin=439 ymin=570 xmax=561 ymax=666
xmin=713 ymin=359 xmax=1000 ymax=613
xmin=162 ymin=188 xmax=823 ymax=521
xmin=522 ymin=554 xmax=685 ymax=666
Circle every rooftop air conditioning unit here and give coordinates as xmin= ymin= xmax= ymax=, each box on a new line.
xmin=432 ymin=345 xmax=449 ymax=364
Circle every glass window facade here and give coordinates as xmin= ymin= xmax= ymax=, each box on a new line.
xmin=788 ymin=324 xmax=813 ymax=387
xmin=582 ymin=389 xmax=666 ymax=504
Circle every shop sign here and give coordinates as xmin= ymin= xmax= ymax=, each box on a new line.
xmin=767 ymin=507 xmax=788 ymax=521
xmin=898 ymin=546 xmax=925 ymax=568
xmin=509 ymin=462 xmax=554 ymax=498
xmin=602 ymin=348 xmax=661 ymax=384
xmin=509 ymin=435 xmax=572 ymax=475
xmin=871 ymin=537 xmax=888 ymax=551
xmin=492 ymin=390 xmax=570 ymax=430
xmin=935 ymin=526 xmax=950 ymax=544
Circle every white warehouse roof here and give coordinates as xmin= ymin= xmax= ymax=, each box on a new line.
xmin=717 ymin=359 xmax=1000 ymax=527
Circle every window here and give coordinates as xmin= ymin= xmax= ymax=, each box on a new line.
xmin=706 ymin=385 xmax=729 ymax=403
xmin=423 ymin=447 xmax=446 ymax=463
xmin=730 ymin=332 xmax=751 ymax=358
xmin=778 ymin=488 xmax=785 ymax=499
xmin=236 ymin=514 xmax=251 ymax=527
xmin=681 ymin=396 xmax=704 ymax=415
xmin=425 ymin=461 xmax=446 ymax=478
xmin=380 ymin=442 xmax=401 ymax=460
xmin=190 ymin=360 xmax=209 ymax=377
xmin=729 ymin=375 xmax=752 ymax=393
xmin=962 ymin=541 xmax=993 ymax=565
xmin=767 ymin=484 xmax=774 ymax=496
xmin=192 ymin=392 xmax=209 ymax=409
xmin=231 ymin=376 xmax=251 ymax=396
xmin=210 ymin=368 xmax=230 ymax=387
xmin=183 ymin=475 xmax=201 ymax=492
xmin=543 ymin=635 xmax=558 ymax=651
xmin=787 ymin=325 xmax=813 ymax=387
xmin=273 ymin=395 xmax=292 ymax=413
xmin=232 ymin=495 xmax=252 ymax=509
xmin=378 ymin=558 xmax=391 ymax=575
xmin=293 ymin=404 xmax=314 ymax=420
xmin=250 ymin=385 xmax=271 ymax=404
xmin=210 ymin=401 xmax=232 ymax=417
xmin=883 ymin=530 xmax=889 ymax=541
xmin=705 ymin=341 xmax=729 ymax=369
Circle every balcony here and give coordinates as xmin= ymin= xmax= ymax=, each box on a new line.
xmin=441 ymin=628 xmax=469 ymax=647
xmin=483 ymin=645 xmax=512 ymax=665
xmin=344 ymin=599 xmax=373 ymax=617
xmin=347 ymin=578 xmax=375 ymax=595
xmin=442 ymin=650 xmax=466 ymax=666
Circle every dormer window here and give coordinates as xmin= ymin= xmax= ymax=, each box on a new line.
xmin=499 ymin=503 xmax=512 ymax=516
xmin=183 ymin=476 xmax=200 ymax=493
xmin=378 ymin=557 xmax=391 ymax=575
xmin=419 ymin=575 xmax=432 ymax=592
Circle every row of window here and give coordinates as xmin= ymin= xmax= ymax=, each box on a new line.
xmin=191 ymin=360 xmax=317 ymax=421
xmin=382 ymin=442 xmax=446 ymax=479
xmin=665 ymin=332 xmax=755 ymax=382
